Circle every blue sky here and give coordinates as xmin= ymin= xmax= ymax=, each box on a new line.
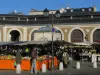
xmin=0 ymin=0 xmax=100 ymax=14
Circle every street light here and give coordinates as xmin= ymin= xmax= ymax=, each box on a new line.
xmin=43 ymin=8 xmax=61 ymax=70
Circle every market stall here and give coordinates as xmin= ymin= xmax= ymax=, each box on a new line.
xmin=0 ymin=41 xmax=71 ymax=71
xmin=0 ymin=55 xmax=58 ymax=71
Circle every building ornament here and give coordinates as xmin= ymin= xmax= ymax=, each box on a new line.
xmin=65 ymin=29 xmax=67 ymax=33
xmin=86 ymin=29 xmax=90 ymax=32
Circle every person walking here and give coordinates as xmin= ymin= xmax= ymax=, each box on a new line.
xmin=75 ymin=52 xmax=80 ymax=61
xmin=62 ymin=52 xmax=68 ymax=68
xmin=58 ymin=50 xmax=63 ymax=62
xmin=30 ymin=48 xmax=37 ymax=74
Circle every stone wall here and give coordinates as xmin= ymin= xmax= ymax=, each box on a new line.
xmin=0 ymin=23 xmax=100 ymax=43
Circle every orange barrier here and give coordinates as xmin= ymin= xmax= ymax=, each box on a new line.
xmin=54 ymin=57 xmax=58 ymax=68
xmin=0 ymin=57 xmax=58 ymax=71
xmin=36 ymin=61 xmax=41 ymax=71
xmin=21 ymin=60 xmax=30 ymax=71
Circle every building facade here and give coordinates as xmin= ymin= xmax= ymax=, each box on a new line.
xmin=0 ymin=6 xmax=100 ymax=44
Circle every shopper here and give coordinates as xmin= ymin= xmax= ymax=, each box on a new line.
xmin=30 ymin=48 xmax=37 ymax=74
xmin=62 ymin=52 xmax=69 ymax=68
xmin=75 ymin=52 xmax=80 ymax=61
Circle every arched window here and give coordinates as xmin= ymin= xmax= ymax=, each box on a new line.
xmin=71 ymin=29 xmax=83 ymax=42
xmin=31 ymin=26 xmax=62 ymax=41
xmin=93 ymin=29 xmax=100 ymax=42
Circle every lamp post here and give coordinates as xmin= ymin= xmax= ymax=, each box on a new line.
xmin=43 ymin=8 xmax=61 ymax=70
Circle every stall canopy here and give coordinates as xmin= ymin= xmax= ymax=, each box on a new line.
xmin=0 ymin=41 xmax=27 ymax=46
xmin=13 ymin=41 xmax=49 ymax=46
xmin=73 ymin=41 xmax=92 ymax=46
xmin=91 ymin=42 xmax=100 ymax=46
xmin=0 ymin=41 xmax=74 ymax=46
xmin=51 ymin=40 xmax=75 ymax=46
xmin=0 ymin=42 xmax=14 ymax=46
xmin=72 ymin=41 xmax=92 ymax=48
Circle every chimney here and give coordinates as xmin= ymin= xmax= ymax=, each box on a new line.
xmin=93 ymin=6 xmax=96 ymax=12
xmin=66 ymin=5 xmax=70 ymax=9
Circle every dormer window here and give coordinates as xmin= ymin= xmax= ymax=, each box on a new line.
xmin=27 ymin=18 xmax=28 ymax=21
xmin=66 ymin=6 xmax=70 ymax=9
xmin=71 ymin=16 xmax=73 ymax=19
xmin=3 ymin=17 xmax=5 ymax=20
xmin=71 ymin=9 xmax=73 ymax=12
xmin=64 ymin=10 xmax=67 ymax=12
xmin=89 ymin=8 xmax=91 ymax=11
xmin=18 ymin=18 xmax=20 ymax=21
xmin=35 ymin=18 xmax=37 ymax=21
xmin=82 ymin=9 xmax=85 ymax=12
xmin=91 ymin=15 xmax=93 ymax=18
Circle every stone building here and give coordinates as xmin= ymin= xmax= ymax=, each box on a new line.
xmin=0 ymin=6 xmax=100 ymax=44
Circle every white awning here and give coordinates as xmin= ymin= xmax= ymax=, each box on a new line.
xmin=73 ymin=42 xmax=92 ymax=46
xmin=14 ymin=41 xmax=49 ymax=46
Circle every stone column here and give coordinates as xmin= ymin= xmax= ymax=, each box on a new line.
xmin=23 ymin=28 xmax=27 ymax=41
xmin=3 ymin=26 xmax=7 ymax=42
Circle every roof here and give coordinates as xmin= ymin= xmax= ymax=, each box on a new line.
xmin=64 ymin=7 xmax=94 ymax=13
xmin=0 ymin=7 xmax=99 ymax=24
xmin=43 ymin=8 xmax=49 ymax=12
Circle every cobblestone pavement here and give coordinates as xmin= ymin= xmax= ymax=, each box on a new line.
xmin=0 ymin=61 xmax=100 ymax=75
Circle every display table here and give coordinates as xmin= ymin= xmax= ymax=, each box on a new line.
xmin=0 ymin=57 xmax=58 ymax=71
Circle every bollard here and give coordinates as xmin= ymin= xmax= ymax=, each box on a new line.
xmin=59 ymin=62 xmax=63 ymax=71
xmin=42 ymin=64 xmax=46 ymax=73
xmin=93 ymin=61 xmax=97 ymax=68
xmin=16 ymin=64 xmax=21 ymax=74
xmin=76 ymin=61 xmax=80 ymax=69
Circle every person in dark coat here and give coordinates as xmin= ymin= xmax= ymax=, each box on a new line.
xmin=75 ymin=52 xmax=80 ymax=61
xmin=58 ymin=51 xmax=63 ymax=62
xmin=30 ymin=48 xmax=37 ymax=74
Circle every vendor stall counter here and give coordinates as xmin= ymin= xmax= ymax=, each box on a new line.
xmin=0 ymin=57 xmax=58 ymax=71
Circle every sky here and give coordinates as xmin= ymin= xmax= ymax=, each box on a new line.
xmin=0 ymin=0 xmax=100 ymax=15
